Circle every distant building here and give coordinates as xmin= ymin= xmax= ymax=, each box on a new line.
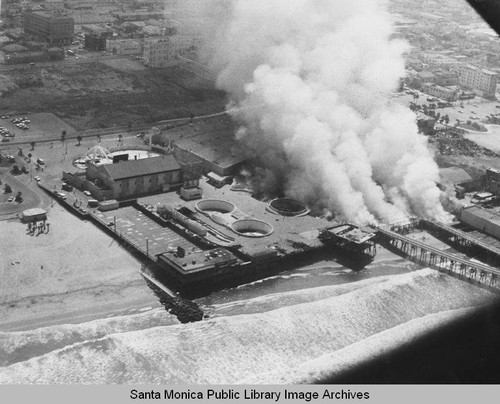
xmin=86 ymin=155 xmax=183 ymax=200
xmin=433 ymin=71 xmax=459 ymax=87
xmin=143 ymin=37 xmax=181 ymax=67
xmin=106 ymin=38 xmax=142 ymax=55
xmin=457 ymin=64 xmax=498 ymax=99
xmin=43 ymin=0 xmax=66 ymax=11
xmin=84 ymin=32 xmax=112 ymax=51
xmin=23 ymin=11 xmax=74 ymax=45
xmin=486 ymin=168 xmax=500 ymax=195
xmin=421 ymin=83 xmax=460 ymax=101
xmin=111 ymin=11 xmax=164 ymax=22
xmin=417 ymin=70 xmax=435 ymax=84
xmin=439 ymin=167 xmax=475 ymax=198
xmin=416 ymin=112 xmax=435 ymax=136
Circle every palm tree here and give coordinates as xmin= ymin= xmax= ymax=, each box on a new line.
xmin=76 ymin=135 xmax=82 ymax=146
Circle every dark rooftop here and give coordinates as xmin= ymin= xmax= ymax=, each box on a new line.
xmin=103 ymin=155 xmax=181 ymax=181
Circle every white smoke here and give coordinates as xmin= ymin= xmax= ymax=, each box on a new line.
xmin=173 ymin=0 xmax=450 ymax=225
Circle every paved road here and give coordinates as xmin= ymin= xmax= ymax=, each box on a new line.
xmin=0 ymin=109 xmax=229 ymax=149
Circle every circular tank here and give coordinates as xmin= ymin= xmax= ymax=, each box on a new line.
xmin=195 ymin=199 xmax=236 ymax=214
xmin=231 ymin=219 xmax=274 ymax=237
xmin=269 ymin=198 xmax=308 ymax=216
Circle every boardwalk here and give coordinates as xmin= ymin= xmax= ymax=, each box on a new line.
xmin=377 ymin=227 xmax=500 ymax=290
xmin=94 ymin=205 xmax=202 ymax=258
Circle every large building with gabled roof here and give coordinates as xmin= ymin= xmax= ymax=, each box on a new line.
xmin=86 ymin=155 xmax=182 ymax=199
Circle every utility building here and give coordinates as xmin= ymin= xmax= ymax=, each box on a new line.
xmin=23 ymin=11 xmax=75 ymax=45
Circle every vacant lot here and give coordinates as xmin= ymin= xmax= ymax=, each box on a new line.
xmin=0 ymin=59 xmax=227 ymax=131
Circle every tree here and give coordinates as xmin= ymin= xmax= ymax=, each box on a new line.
xmin=11 ymin=165 xmax=21 ymax=175
xmin=76 ymin=135 xmax=82 ymax=146
xmin=4 ymin=184 xmax=12 ymax=193
xmin=30 ymin=141 xmax=35 ymax=151
xmin=61 ymin=130 xmax=67 ymax=143
xmin=15 ymin=191 xmax=23 ymax=203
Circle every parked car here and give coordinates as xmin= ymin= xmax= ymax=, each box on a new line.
xmin=34 ymin=176 xmax=41 ymax=182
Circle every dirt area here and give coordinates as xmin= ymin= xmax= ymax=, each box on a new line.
xmin=0 ymin=60 xmax=227 ymax=131
xmin=429 ymin=129 xmax=498 ymax=159
xmin=394 ymin=91 xmax=500 ymax=173
xmin=0 ymin=204 xmax=160 ymax=331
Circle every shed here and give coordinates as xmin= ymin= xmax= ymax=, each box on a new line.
xmin=20 ymin=208 xmax=47 ymax=223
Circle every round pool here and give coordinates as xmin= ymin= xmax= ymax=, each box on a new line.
xmin=269 ymin=198 xmax=309 ymax=216
xmin=195 ymin=199 xmax=236 ymax=215
xmin=231 ymin=219 xmax=274 ymax=237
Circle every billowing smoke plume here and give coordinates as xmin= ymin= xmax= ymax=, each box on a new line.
xmin=176 ymin=0 xmax=450 ymax=225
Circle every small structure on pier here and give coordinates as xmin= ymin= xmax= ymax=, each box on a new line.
xmin=319 ymin=224 xmax=377 ymax=262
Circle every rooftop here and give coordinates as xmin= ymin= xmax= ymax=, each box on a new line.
xmin=102 ymin=155 xmax=181 ymax=181
xmin=463 ymin=206 xmax=500 ymax=227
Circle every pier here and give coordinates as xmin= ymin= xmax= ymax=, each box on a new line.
xmin=421 ymin=220 xmax=500 ymax=267
xmin=377 ymin=226 xmax=500 ymax=290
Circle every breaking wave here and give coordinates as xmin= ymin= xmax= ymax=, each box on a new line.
xmin=0 ymin=268 xmax=496 ymax=384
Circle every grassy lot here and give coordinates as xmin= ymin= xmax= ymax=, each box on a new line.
xmin=0 ymin=60 xmax=227 ymax=131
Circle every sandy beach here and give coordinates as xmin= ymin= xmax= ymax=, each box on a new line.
xmin=0 ymin=204 xmax=160 ymax=332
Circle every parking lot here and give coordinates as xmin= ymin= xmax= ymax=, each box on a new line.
xmin=0 ymin=112 xmax=76 ymax=144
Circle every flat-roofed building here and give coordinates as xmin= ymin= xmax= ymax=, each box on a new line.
xmin=457 ymin=64 xmax=498 ymax=99
xmin=106 ymin=38 xmax=142 ymax=55
xmin=23 ymin=11 xmax=74 ymax=45
xmin=421 ymin=83 xmax=460 ymax=101
xmin=143 ymin=37 xmax=180 ymax=67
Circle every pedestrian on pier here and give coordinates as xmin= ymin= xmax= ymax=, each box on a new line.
xmin=46 ymin=223 xmax=50 ymax=234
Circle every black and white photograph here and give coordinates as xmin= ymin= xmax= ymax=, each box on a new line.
xmin=1 ymin=0 xmax=500 ymax=389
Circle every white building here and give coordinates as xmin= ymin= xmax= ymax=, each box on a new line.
xmin=457 ymin=64 xmax=498 ymax=99
xmin=143 ymin=37 xmax=181 ymax=68
xmin=106 ymin=38 xmax=142 ymax=55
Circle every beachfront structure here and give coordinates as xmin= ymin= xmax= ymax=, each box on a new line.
xmin=85 ymin=155 xmax=182 ymax=199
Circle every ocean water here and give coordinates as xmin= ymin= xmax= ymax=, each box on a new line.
xmin=0 ymin=260 xmax=498 ymax=384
